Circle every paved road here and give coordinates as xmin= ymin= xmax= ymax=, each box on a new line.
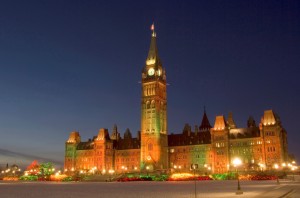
xmin=0 ymin=180 xmax=299 ymax=198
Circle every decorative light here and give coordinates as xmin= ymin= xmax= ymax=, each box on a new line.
xmin=274 ymin=164 xmax=279 ymax=169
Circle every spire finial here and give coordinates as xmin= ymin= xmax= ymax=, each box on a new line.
xmin=204 ymin=105 xmax=206 ymax=113
xmin=151 ymin=22 xmax=156 ymax=37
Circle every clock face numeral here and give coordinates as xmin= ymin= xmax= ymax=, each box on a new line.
xmin=148 ymin=68 xmax=155 ymax=76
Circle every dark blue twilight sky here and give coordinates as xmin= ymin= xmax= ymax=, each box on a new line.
xmin=0 ymin=0 xmax=299 ymax=165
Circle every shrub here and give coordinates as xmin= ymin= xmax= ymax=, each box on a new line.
xmin=19 ymin=175 xmax=38 ymax=181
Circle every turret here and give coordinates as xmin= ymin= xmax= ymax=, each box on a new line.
xmin=64 ymin=131 xmax=81 ymax=172
xmin=199 ymin=109 xmax=212 ymax=132
xmin=111 ymin=124 xmax=120 ymax=141
xmin=227 ymin=112 xmax=237 ymax=129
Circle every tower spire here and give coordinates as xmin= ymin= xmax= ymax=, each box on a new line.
xmin=199 ymin=108 xmax=212 ymax=132
xmin=151 ymin=22 xmax=156 ymax=37
xmin=146 ymin=23 xmax=160 ymax=66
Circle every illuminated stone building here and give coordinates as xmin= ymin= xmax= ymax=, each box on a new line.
xmin=64 ymin=27 xmax=289 ymax=174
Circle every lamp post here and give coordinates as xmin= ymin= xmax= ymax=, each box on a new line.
xmin=191 ymin=164 xmax=198 ymax=198
xmin=233 ymin=158 xmax=243 ymax=195
xmin=146 ymin=166 xmax=149 ymax=176
xmin=291 ymin=167 xmax=295 ymax=181
xmin=274 ymin=164 xmax=280 ymax=185
xmin=108 ymin=169 xmax=115 ymax=182
xmin=121 ymin=166 xmax=125 ymax=175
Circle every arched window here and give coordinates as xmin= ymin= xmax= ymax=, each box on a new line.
xmin=151 ymin=100 xmax=155 ymax=108
xmin=146 ymin=101 xmax=150 ymax=109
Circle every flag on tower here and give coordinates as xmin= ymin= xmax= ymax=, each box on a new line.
xmin=151 ymin=23 xmax=154 ymax=31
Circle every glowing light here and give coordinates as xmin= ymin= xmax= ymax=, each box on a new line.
xmin=151 ymin=23 xmax=154 ymax=31
xmin=233 ymin=158 xmax=242 ymax=167
xmin=170 ymin=173 xmax=193 ymax=179
xmin=146 ymin=59 xmax=156 ymax=65
xmin=291 ymin=167 xmax=295 ymax=171
xmin=274 ymin=164 xmax=279 ymax=169
xmin=282 ymin=163 xmax=286 ymax=167
xmin=108 ymin=169 xmax=115 ymax=174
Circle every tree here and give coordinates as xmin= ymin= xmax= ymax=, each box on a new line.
xmin=26 ymin=160 xmax=40 ymax=175
xmin=39 ymin=162 xmax=55 ymax=180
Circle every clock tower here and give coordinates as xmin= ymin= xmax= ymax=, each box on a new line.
xmin=140 ymin=24 xmax=168 ymax=171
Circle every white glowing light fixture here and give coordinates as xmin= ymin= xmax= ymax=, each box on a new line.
xmin=233 ymin=158 xmax=242 ymax=167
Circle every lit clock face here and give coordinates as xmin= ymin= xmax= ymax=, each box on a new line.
xmin=148 ymin=68 xmax=155 ymax=76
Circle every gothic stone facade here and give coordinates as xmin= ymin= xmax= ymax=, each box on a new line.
xmin=64 ymin=28 xmax=289 ymax=174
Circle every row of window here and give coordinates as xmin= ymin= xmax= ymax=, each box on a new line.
xmin=170 ymin=147 xmax=211 ymax=153
xmin=267 ymin=146 xmax=276 ymax=152
xmin=216 ymin=142 xmax=225 ymax=147
xmin=265 ymin=131 xmax=275 ymax=136
xmin=115 ymin=158 xmax=139 ymax=162
xmin=116 ymin=151 xmax=140 ymax=156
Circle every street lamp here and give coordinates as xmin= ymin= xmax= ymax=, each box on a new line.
xmin=108 ymin=169 xmax=115 ymax=182
xmin=146 ymin=166 xmax=150 ymax=176
xmin=233 ymin=158 xmax=243 ymax=195
xmin=291 ymin=167 xmax=295 ymax=181
xmin=274 ymin=164 xmax=280 ymax=185
xmin=121 ymin=166 xmax=125 ymax=174
xmin=191 ymin=164 xmax=198 ymax=198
